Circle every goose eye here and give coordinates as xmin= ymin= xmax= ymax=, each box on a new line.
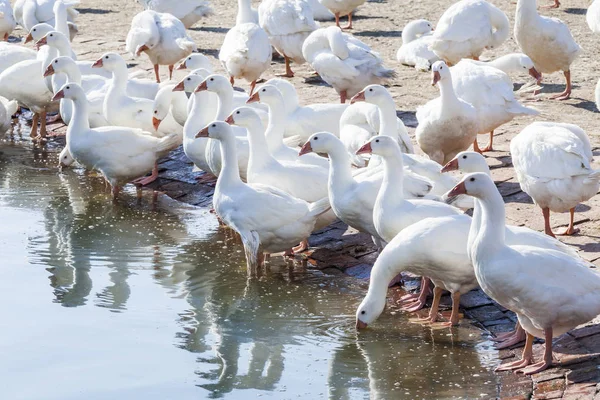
xmin=211 ymin=124 xmax=216 ymax=127
xmin=369 ymin=88 xmax=373 ymax=92
xmin=154 ymin=110 xmax=157 ymax=114
xmin=187 ymin=77 xmax=190 ymax=81
xmin=262 ymin=88 xmax=266 ymax=92
xmin=462 ymin=155 xmax=467 ymax=159
xmin=66 ymin=86 xmax=70 ymax=89
xmin=49 ymin=34 xmax=53 ymax=37
xmin=236 ymin=111 xmax=240 ymax=114
xmin=210 ymin=78 xmax=214 ymax=81
xmin=54 ymin=60 xmax=58 ymax=63
xmin=440 ymin=66 xmax=443 ymax=70
xmin=105 ymin=56 xmax=108 ymax=59
xmin=314 ymin=137 xmax=318 ymax=140
xmin=375 ymin=139 xmax=379 ymax=143
xmin=470 ymin=177 xmax=475 ymax=182
xmin=360 ymin=310 xmax=365 ymax=315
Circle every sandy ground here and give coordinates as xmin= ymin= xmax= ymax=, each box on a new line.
xmin=6 ymin=0 xmax=600 ymax=263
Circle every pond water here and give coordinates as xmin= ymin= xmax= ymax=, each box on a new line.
xmin=0 ymin=139 xmax=500 ymax=399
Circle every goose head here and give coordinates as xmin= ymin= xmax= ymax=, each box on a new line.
xmin=58 ymin=147 xmax=75 ymax=168
xmin=355 ymin=290 xmax=387 ymax=329
xmin=176 ymin=53 xmax=212 ymax=71
xmin=299 ymin=132 xmax=338 ymax=156
xmin=516 ymin=54 xmax=542 ymax=82
xmin=350 ymin=84 xmax=393 ymax=107
xmin=36 ymin=30 xmax=68 ymax=50
xmin=402 ymin=19 xmax=433 ymax=44
xmin=447 ymin=172 xmax=493 ymax=199
xmin=246 ymin=84 xmax=283 ymax=106
xmin=91 ymin=52 xmax=124 ymax=71
xmin=195 ymin=121 xmax=231 ymax=140
xmin=25 ymin=23 xmax=53 ymax=48
xmin=172 ymin=69 xmax=210 ymax=93
xmin=441 ymin=151 xmax=490 ymax=175
xmin=195 ymin=74 xmax=230 ymax=94
xmin=43 ymin=56 xmax=76 ymax=77
xmin=431 ymin=61 xmax=450 ymax=87
xmin=152 ymin=85 xmax=175 ymax=130
xmin=225 ymin=106 xmax=262 ymax=129
xmin=356 ymin=135 xmax=397 ymax=157
xmin=52 ymin=82 xmax=85 ymax=101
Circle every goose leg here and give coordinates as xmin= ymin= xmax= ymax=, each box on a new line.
xmin=3 ymin=33 xmax=8 ymax=41
xmin=340 ymin=90 xmax=347 ymax=104
xmin=342 ymin=13 xmax=353 ymax=30
xmin=292 ymin=239 xmax=309 ymax=253
xmin=517 ymin=328 xmax=553 ymax=375
xmin=556 ymin=207 xmax=580 ymax=236
xmin=550 ymin=70 xmax=571 ymax=100
xmin=29 ymin=113 xmax=39 ymax=138
xmin=168 ymin=65 xmax=174 ymax=80
xmin=496 ymin=332 xmax=534 ymax=372
xmin=334 ymin=12 xmax=341 ymax=28
xmin=132 ymin=162 xmax=159 ymax=186
xmin=400 ymin=277 xmax=430 ymax=312
xmin=542 ymin=0 xmax=560 ymax=8
xmin=481 ymin=131 xmax=494 ymax=152
xmin=249 ymin=80 xmax=257 ymax=96
xmin=542 ymin=207 xmax=556 ymax=238
xmin=473 ymin=138 xmax=483 ymax=154
xmin=229 ymin=76 xmax=235 ymax=86
xmin=494 ymin=323 xmax=527 ymax=349
xmin=419 ymin=286 xmax=443 ymax=323
xmin=39 ymin=110 xmax=47 ymax=138
xmin=153 ymin=64 xmax=160 ymax=83
xmin=276 ymin=56 xmax=294 ymax=78
xmin=111 ymin=185 xmax=121 ymax=200
xmin=440 ymin=292 xmax=461 ymax=327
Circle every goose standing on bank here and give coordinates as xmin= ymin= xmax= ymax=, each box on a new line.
xmin=302 ymin=26 xmax=396 ymax=103
xmin=416 ymin=61 xmax=478 ymax=165
xmin=448 ymin=173 xmax=600 ymax=375
xmin=396 ymin=19 xmax=438 ymax=71
xmin=258 ymin=0 xmax=319 ymax=77
xmin=514 ymin=0 xmax=581 ymax=100
xmin=0 ymin=0 xmax=16 ymax=40
xmin=510 ymin=122 xmax=600 ymax=237
xmin=126 ymin=10 xmax=196 ymax=83
xmin=136 ymin=0 xmax=213 ymax=28
xmin=219 ymin=0 xmax=271 ymax=94
xmin=319 ymin=0 xmax=366 ymax=30
xmin=430 ymin=0 xmax=509 ymax=65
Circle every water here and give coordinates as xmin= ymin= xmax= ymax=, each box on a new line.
xmin=0 ymin=140 xmax=500 ymax=399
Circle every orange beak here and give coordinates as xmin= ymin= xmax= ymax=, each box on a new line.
xmin=441 ymin=158 xmax=459 ymax=173
xmin=529 ymin=67 xmax=542 ymax=82
xmin=43 ymin=64 xmax=55 ymax=77
xmin=246 ymin=92 xmax=260 ymax=103
xmin=152 ymin=116 xmax=161 ymax=131
xmin=195 ymin=80 xmax=208 ymax=92
xmin=172 ymin=81 xmax=185 ymax=91
xmin=92 ymin=58 xmax=103 ymax=68
xmin=356 ymin=319 xmax=368 ymax=329
xmin=225 ymin=115 xmax=234 ymax=124
xmin=350 ymin=91 xmax=365 ymax=104
xmin=24 ymin=33 xmax=33 ymax=44
xmin=52 ymin=89 xmax=65 ymax=101
xmin=298 ymin=141 xmax=313 ymax=156
xmin=447 ymin=181 xmax=466 ymax=199
xmin=432 ymin=71 xmax=441 ymax=86
xmin=195 ymin=126 xmax=210 ymax=138
xmin=35 ymin=36 xmax=47 ymax=47
xmin=135 ymin=44 xmax=149 ymax=57
xmin=176 ymin=61 xmax=186 ymax=70
xmin=355 ymin=142 xmax=372 ymax=155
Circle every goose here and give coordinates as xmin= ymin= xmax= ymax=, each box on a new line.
xmin=219 ymin=1 xmax=271 ymax=94
xmin=175 ymin=53 xmax=213 ymax=72
xmin=228 ymin=106 xmax=336 ymax=251
xmin=264 ymin=77 xmax=347 ymax=140
xmin=430 ymin=0 xmax=509 ymax=65
xmin=396 ymin=19 xmax=439 ymax=71
xmin=468 ymin=53 xmax=542 ymax=84
xmin=195 ymin=121 xmax=331 ymax=271
xmin=53 ymin=83 xmax=180 ymax=199
xmin=0 ymin=0 xmax=16 ymax=40
xmin=450 ymin=58 xmax=539 ymax=152
xmin=447 ymin=172 xmax=600 ymax=375
xmin=415 ymin=61 xmax=478 ymax=165
xmin=299 ymin=132 xmax=433 ymax=250
xmin=151 ymin=83 xmax=188 ymax=131
xmin=0 ymin=95 xmax=16 ymax=134
xmin=510 ymin=121 xmax=600 ymax=238
xmin=302 ymin=26 xmax=396 ymax=103
xmin=258 ymin=0 xmax=319 ymax=77
xmin=319 ymin=0 xmax=365 ymax=29
xmin=236 ymin=0 xmax=258 ymax=24
xmin=514 ymin=0 xmax=581 ymax=100
xmin=126 ymin=10 xmax=196 ymax=83
xmin=136 ymin=0 xmax=213 ymax=28
xmin=16 ymin=0 xmax=78 ymax=40
xmin=355 ymin=173 xmax=584 ymax=328
xmin=247 ymin=84 xmax=329 ymax=168
xmin=587 ymin=0 xmax=600 ymax=33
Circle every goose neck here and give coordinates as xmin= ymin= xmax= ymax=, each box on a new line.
xmin=244 ymin=118 xmax=272 ymax=173
xmin=439 ymin=76 xmax=459 ymax=105
xmin=68 ymin=95 xmax=90 ymax=140
xmin=376 ymin=101 xmax=397 ymax=138
xmin=216 ymin=136 xmax=243 ymax=188
xmin=516 ymin=0 xmax=537 ymax=18
xmin=327 ymin=143 xmax=356 ymax=193
xmin=64 ymin=64 xmax=82 ymax=84
xmin=471 ymin=187 xmax=506 ymax=261
xmin=487 ymin=54 xmax=519 ymax=74
xmin=401 ymin=24 xmax=419 ymax=44
xmin=236 ymin=0 xmax=255 ymax=24
xmin=378 ymin=149 xmax=405 ymax=204
xmin=109 ymin=64 xmax=129 ymax=95
xmin=216 ymin=90 xmax=233 ymax=120
xmin=264 ymin=100 xmax=286 ymax=152
xmin=54 ymin=5 xmax=70 ymax=39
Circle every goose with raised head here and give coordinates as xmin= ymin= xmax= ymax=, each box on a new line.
xmin=136 ymin=0 xmax=213 ymax=28
xmin=416 ymin=61 xmax=478 ymax=165
xmin=302 ymin=26 xmax=395 ymax=103
xmin=219 ymin=0 xmax=271 ymax=94
xmin=449 ymin=58 xmax=539 ymax=153
xmin=264 ymin=78 xmax=347 ymax=140
xmin=447 ymin=173 xmax=600 ymax=374
xmin=126 ymin=10 xmax=196 ymax=83
xmin=53 ymin=83 xmax=180 ymax=199
xmin=319 ymin=0 xmax=365 ymax=29
xmin=396 ymin=19 xmax=438 ymax=71
xmin=196 ymin=121 xmax=331 ymax=272
xmin=258 ymin=0 xmax=319 ymax=77
xmin=514 ymin=0 xmax=581 ymax=100
xmin=430 ymin=0 xmax=509 ymax=65
xmin=0 ymin=0 xmax=16 ymax=40
xmin=510 ymin=121 xmax=600 ymax=238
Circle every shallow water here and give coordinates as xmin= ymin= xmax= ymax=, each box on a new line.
xmin=0 ymin=140 xmax=500 ymax=399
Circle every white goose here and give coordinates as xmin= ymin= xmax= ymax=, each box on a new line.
xmin=302 ymin=26 xmax=395 ymax=103
xmin=299 ymin=132 xmax=433 ymax=250
xmin=450 ymin=58 xmax=539 ymax=152
xmin=510 ymin=122 xmax=600 ymax=237
xmin=136 ymin=0 xmax=212 ymax=28
xmin=587 ymin=0 xmax=600 ymax=33
xmin=416 ymin=61 xmax=478 ymax=165
xmin=0 ymin=95 xmax=17 ymax=134
xmin=151 ymin=83 xmax=188 ymax=131
xmin=54 ymin=83 xmax=180 ymax=199
xmin=196 ymin=121 xmax=331 ymax=271
xmin=175 ymin=53 xmax=213 ymax=72
xmin=264 ymin=78 xmax=347 ymax=140
xmin=514 ymin=0 xmax=581 ymax=100
xmin=16 ymin=0 xmax=78 ymax=40
xmin=126 ymin=10 xmax=196 ymax=83
xmin=219 ymin=1 xmax=271 ymax=94
xmin=396 ymin=19 xmax=439 ymax=71
xmin=319 ymin=0 xmax=365 ymax=29
xmin=258 ymin=0 xmax=319 ymax=77
xmin=0 ymin=0 xmax=16 ymax=40
xmin=430 ymin=0 xmax=509 ymax=65
xmin=449 ymin=172 xmax=600 ymax=375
